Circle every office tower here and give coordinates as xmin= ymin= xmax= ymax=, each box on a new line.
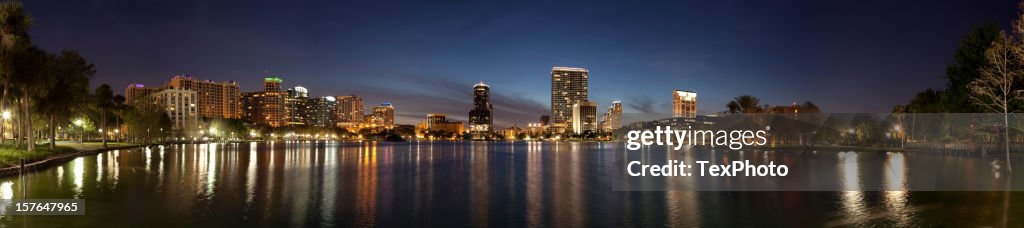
xmin=261 ymin=77 xmax=286 ymax=127
xmin=241 ymin=92 xmax=264 ymax=124
xmin=308 ymin=96 xmax=337 ymax=128
xmin=572 ymin=100 xmax=597 ymax=134
xmin=125 ymin=83 xmax=157 ymax=104
xmin=601 ymin=100 xmax=622 ymax=131
xmin=551 ymin=67 xmax=589 ymax=129
xmin=151 ymin=89 xmax=198 ymax=137
xmin=166 ymin=75 xmax=242 ymax=119
xmin=372 ymin=103 xmax=395 ymax=128
xmin=673 ymin=90 xmax=697 ymax=118
xmin=285 ymin=86 xmax=309 ymax=126
xmin=335 ymin=95 xmax=365 ymax=128
xmin=468 ymin=81 xmax=493 ymax=137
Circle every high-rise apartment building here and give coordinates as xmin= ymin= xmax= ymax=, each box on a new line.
xmin=572 ymin=100 xmax=597 ymax=134
xmin=151 ymin=89 xmax=198 ymax=138
xmin=125 ymin=83 xmax=157 ymax=104
xmin=166 ymin=75 xmax=241 ymax=119
xmin=673 ymin=90 xmax=697 ymax=118
xmin=285 ymin=86 xmax=309 ymax=126
xmin=335 ymin=95 xmax=365 ymax=127
xmin=600 ymin=100 xmax=622 ymax=131
xmin=551 ymin=67 xmax=589 ymax=129
xmin=468 ymin=82 xmax=493 ymax=137
xmin=308 ymin=96 xmax=337 ymax=128
xmin=261 ymin=77 xmax=286 ymax=127
xmin=241 ymin=92 xmax=264 ymax=124
xmin=371 ymin=103 xmax=395 ymax=128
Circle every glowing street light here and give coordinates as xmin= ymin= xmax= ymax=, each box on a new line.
xmin=1 ymin=110 xmax=9 ymax=120
xmin=74 ymin=118 xmax=84 ymax=143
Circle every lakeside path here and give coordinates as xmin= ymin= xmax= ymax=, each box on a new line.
xmin=0 ymin=142 xmax=147 ymax=178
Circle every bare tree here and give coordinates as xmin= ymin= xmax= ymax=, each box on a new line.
xmin=969 ymin=29 xmax=1023 ymax=173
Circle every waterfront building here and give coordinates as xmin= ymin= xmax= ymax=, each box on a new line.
xmin=285 ymin=86 xmax=309 ymax=126
xmin=151 ymin=89 xmax=199 ymax=138
xmin=125 ymin=83 xmax=158 ymax=104
xmin=241 ymin=92 xmax=264 ymax=124
xmin=417 ymin=113 xmax=464 ymax=138
xmin=572 ymin=100 xmax=598 ymax=134
xmin=600 ymin=100 xmax=622 ymax=131
xmin=673 ymin=90 xmax=697 ymax=118
xmin=308 ymin=96 xmax=337 ymax=128
xmin=371 ymin=103 xmax=395 ymax=129
xmin=468 ymin=81 xmax=493 ymax=138
xmin=261 ymin=77 xmax=286 ymax=127
xmin=335 ymin=95 xmax=365 ymax=129
xmin=551 ymin=67 xmax=589 ymax=128
xmin=166 ymin=75 xmax=242 ymax=119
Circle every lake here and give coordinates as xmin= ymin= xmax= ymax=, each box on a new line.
xmin=0 ymin=141 xmax=1019 ymax=227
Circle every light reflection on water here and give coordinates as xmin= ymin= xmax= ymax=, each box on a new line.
xmin=0 ymin=142 xmax=1017 ymax=227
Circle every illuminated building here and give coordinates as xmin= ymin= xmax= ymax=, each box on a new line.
xmin=371 ymin=103 xmax=394 ymax=129
xmin=572 ymin=100 xmax=597 ymax=134
xmin=335 ymin=95 xmax=365 ymax=128
xmin=166 ymin=75 xmax=242 ymax=119
xmin=468 ymin=81 xmax=493 ymax=138
xmin=551 ymin=66 xmax=588 ymax=131
xmin=673 ymin=90 xmax=697 ymax=118
xmin=417 ymin=113 xmax=464 ymax=138
xmin=151 ymin=89 xmax=198 ymax=138
xmin=241 ymin=92 xmax=264 ymax=124
xmin=285 ymin=86 xmax=309 ymax=126
xmin=125 ymin=83 xmax=157 ymax=104
xmin=600 ymin=100 xmax=622 ymax=131
xmin=308 ymin=96 xmax=337 ymax=128
xmin=261 ymin=77 xmax=286 ymax=127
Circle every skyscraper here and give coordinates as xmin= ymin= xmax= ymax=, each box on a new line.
xmin=335 ymin=95 xmax=365 ymax=128
xmin=308 ymin=96 xmax=337 ymax=128
xmin=372 ymin=103 xmax=395 ymax=128
xmin=551 ymin=67 xmax=589 ymax=131
xmin=166 ymin=75 xmax=241 ymax=119
xmin=468 ymin=81 xmax=493 ymax=138
xmin=572 ymin=100 xmax=597 ymax=134
xmin=261 ymin=77 xmax=286 ymax=127
xmin=600 ymin=100 xmax=622 ymax=131
xmin=125 ymin=83 xmax=157 ymax=104
xmin=673 ymin=90 xmax=697 ymax=118
xmin=241 ymin=92 xmax=264 ymax=124
xmin=285 ymin=86 xmax=309 ymax=126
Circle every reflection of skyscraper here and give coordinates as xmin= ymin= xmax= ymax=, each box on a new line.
xmin=600 ymin=100 xmax=622 ymax=131
xmin=468 ymin=82 xmax=493 ymax=138
xmin=372 ymin=103 xmax=395 ymax=128
xmin=673 ymin=90 xmax=697 ymax=118
xmin=261 ymin=77 xmax=286 ymax=127
xmin=551 ymin=67 xmax=588 ymax=131
xmin=572 ymin=100 xmax=597 ymax=134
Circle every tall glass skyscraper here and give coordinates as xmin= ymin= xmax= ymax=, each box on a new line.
xmin=468 ymin=81 xmax=493 ymax=138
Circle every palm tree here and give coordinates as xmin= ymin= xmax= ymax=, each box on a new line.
xmin=36 ymin=51 xmax=93 ymax=149
xmin=726 ymin=95 xmax=766 ymax=113
xmin=94 ymin=84 xmax=113 ymax=147
xmin=0 ymin=1 xmax=32 ymax=144
xmin=11 ymin=46 xmax=47 ymax=151
xmin=112 ymin=94 xmax=125 ymax=143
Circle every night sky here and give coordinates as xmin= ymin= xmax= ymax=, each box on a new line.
xmin=25 ymin=0 xmax=1017 ymax=127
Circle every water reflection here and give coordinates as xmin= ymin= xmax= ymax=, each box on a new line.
xmin=0 ymin=142 xmax=1018 ymax=227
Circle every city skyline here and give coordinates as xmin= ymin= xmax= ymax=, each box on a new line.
xmin=25 ymin=0 xmax=1019 ymax=127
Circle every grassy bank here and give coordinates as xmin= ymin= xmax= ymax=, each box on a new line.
xmin=0 ymin=144 xmax=77 ymax=167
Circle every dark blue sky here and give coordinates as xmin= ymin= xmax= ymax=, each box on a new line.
xmin=26 ymin=0 xmax=1017 ymax=127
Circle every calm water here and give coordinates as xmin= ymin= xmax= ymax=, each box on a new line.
xmin=0 ymin=142 xmax=1020 ymax=227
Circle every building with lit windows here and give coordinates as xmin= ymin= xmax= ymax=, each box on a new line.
xmin=600 ymin=100 xmax=622 ymax=131
xmin=673 ymin=90 xmax=697 ymax=118
xmin=572 ymin=100 xmax=597 ymax=134
xmin=285 ymin=86 xmax=309 ymax=126
xmin=335 ymin=95 xmax=365 ymax=128
xmin=261 ymin=77 xmax=286 ymax=127
xmin=166 ymin=75 xmax=241 ymax=119
xmin=371 ymin=103 xmax=395 ymax=129
xmin=308 ymin=96 xmax=337 ymax=128
xmin=551 ymin=67 xmax=588 ymax=132
xmin=125 ymin=83 xmax=157 ymax=104
xmin=468 ymin=81 xmax=493 ymax=138
xmin=152 ymin=89 xmax=198 ymax=138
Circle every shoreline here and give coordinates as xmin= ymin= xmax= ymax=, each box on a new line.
xmin=0 ymin=144 xmax=153 ymax=178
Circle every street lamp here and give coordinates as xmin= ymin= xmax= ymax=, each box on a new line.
xmin=74 ymin=118 xmax=84 ymax=143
